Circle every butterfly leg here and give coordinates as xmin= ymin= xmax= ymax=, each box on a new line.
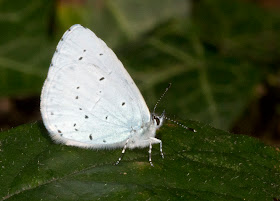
xmin=148 ymin=137 xmax=164 ymax=167
xmin=149 ymin=137 xmax=164 ymax=159
xmin=115 ymin=138 xmax=130 ymax=165
xmin=148 ymin=142 xmax=154 ymax=167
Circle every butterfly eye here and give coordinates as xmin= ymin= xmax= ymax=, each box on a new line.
xmin=153 ymin=116 xmax=160 ymax=126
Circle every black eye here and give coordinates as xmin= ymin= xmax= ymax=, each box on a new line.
xmin=154 ymin=116 xmax=160 ymax=126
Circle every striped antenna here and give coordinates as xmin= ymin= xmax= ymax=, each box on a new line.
xmin=153 ymin=83 xmax=172 ymax=114
xmin=164 ymin=116 xmax=197 ymax=132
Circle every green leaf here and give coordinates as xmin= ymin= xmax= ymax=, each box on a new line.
xmin=0 ymin=121 xmax=279 ymax=200
xmin=193 ymin=0 xmax=280 ymax=66
xmin=0 ymin=0 xmax=55 ymax=97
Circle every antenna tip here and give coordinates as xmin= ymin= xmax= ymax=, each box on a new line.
xmin=193 ymin=129 xmax=197 ymax=133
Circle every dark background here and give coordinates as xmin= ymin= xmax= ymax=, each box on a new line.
xmin=0 ymin=0 xmax=280 ymax=146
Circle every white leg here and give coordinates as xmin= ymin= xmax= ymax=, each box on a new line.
xmin=149 ymin=142 xmax=154 ymax=167
xmin=147 ymin=137 xmax=164 ymax=167
xmin=115 ymin=139 xmax=129 ymax=165
xmin=149 ymin=137 xmax=164 ymax=159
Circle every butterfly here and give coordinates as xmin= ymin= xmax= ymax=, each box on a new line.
xmin=40 ymin=24 xmax=196 ymax=166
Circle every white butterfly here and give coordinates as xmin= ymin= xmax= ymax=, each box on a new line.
xmin=40 ymin=24 xmax=195 ymax=166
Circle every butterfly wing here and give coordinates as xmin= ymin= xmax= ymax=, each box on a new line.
xmin=41 ymin=24 xmax=150 ymax=148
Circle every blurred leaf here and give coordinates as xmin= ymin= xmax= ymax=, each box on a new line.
xmin=0 ymin=0 xmax=55 ymax=97
xmin=193 ymin=0 xmax=280 ymax=66
xmin=1 ymin=0 xmax=279 ymax=132
xmin=57 ymin=0 xmax=191 ymax=48
xmin=0 ymin=121 xmax=279 ymax=200
xmin=0 ymin=0 xmax=190 ymax=98
xmin=118 ymin=20 xmax=260 ymax=129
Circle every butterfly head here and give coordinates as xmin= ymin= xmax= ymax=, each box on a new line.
xmin=152 ymin=110 xmax=165 ymax=129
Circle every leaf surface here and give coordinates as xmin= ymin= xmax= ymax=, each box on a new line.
xmin=0 ymin=121 xmax=279 ymax=200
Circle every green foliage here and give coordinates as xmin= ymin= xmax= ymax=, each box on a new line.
xmin=0 ymin=0 xmax=55 ymax=96
xmin=57 ymin=0 xmax=190 ymax=48
xmin=193 ymin=0 xmax=280 ymax=66
xmin=118 ymin=21 xmax=260 ymax=129
xmin=0 ymin=121 xmax=279 ymax=200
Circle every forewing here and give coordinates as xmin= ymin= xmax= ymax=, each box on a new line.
xmin=41 ymin=24 xmax=150 ymax=147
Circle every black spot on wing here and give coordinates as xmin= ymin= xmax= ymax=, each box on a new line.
xmin=85 ymin=115 xmax=88 ymax=119
xmin=122 ymin=102 xmax=125 ymax=106
xmin=79 ymin=57 xmax=83 ymax=60
xmin=99 ymin=77 xmax=105 ymax=81
xmin=89 ymin=134 xmax=92 ymax=140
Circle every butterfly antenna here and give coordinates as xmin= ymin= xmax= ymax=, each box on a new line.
xmin=164 ymin=116 xmax=197 ymax=132
xmin=153 ymin=83 xmax=172 ymax=114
